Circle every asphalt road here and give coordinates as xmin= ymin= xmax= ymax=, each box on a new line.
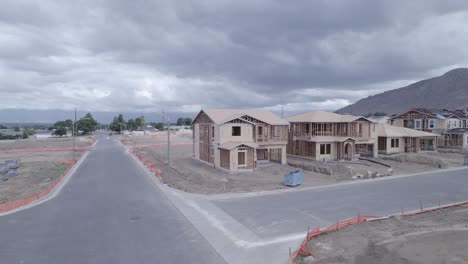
xmin=214 ymin=167 xmax=468 ymax=239
xmin=0 ymin=135 xmax=225 ymax=264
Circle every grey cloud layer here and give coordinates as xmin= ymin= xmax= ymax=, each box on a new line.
xmin=1 ymin=0 xmax=468 ymax=114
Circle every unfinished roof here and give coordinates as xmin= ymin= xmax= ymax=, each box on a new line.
xmin=199 ymin=109 xmax=289 ymax=125
xmin=376 ymin=124 xmax=438 ymax=138
xmin=286 ymin=111 xmax=372 ymax=123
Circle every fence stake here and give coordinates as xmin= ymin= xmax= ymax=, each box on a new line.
xmin=419 ymin=200 xmax=423 ymax=211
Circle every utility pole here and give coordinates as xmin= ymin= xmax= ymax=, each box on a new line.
xmin=281 ymin=104 xmax=284 ymax=119
xmin=159 ymin=110 xmax=171 ymax=167
xmin=167 ymin=120 xmax=170 ymax=166
xmin=73 ymin=107 xmax=77 ymax=161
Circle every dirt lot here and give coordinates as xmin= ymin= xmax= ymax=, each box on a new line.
xmin=0 ymin=137 xmax=94 ymax=203
xmin=124 ymin=134 xmax=336 ymax=194
xmin=0 ymin=136 xmax=94 ymax=151
xmin=299 ymin=204 xmax=468 ymax=264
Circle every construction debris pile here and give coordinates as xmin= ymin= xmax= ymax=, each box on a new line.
xmin=0 ymin=160 xmax=19 ymax=179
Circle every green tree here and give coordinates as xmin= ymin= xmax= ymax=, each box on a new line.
xmin=127 ymin=118 xmax=136 ymax=131
xmin=149 ymin=122 xmax=164 ymax=130
xmin=183 ymin=118 xmax=192 ymax=126
xmin=52 ymin=126 xmax=67 ymax=136
xmin=135 ymin=116 xmax=145 ymax=129
xmin=65 ymin=119 xmax=73 ymax=129
xmin=76 ymin=113 xmax=98 ymax=135
xmin=110 ymin=114 xmax=126 ymax=133
xmin=176 ymin=118 xmax=184 ymax=126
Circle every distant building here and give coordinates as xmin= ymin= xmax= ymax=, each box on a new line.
xmin=168 ymin=125 xmax=191 ymax=130
xmin=390 ymin=108 xmax=468 ymax=146
xmin=192 ymin=109 xmax=289 ymax=172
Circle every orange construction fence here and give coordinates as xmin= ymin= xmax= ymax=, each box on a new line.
xmin=0 ymin=160 xmax=77 ymax=213
xmin=131 ymin=147 xmax=163 ymax=183
xmin=289 ymin=214 xmax=380 ymax=262
xmin=289 ymin=200 xmax=468 ymax=263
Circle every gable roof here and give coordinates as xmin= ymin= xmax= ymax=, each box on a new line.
xmin=218 ymin=141 xmax=259 ymax=150
xmin=195 ymin=109 xmax=289 ymax=125
xmin=392 ymin=108 xmax=462 ymax=120
xmin=285 ymin=111 xmax=373 ymax=123
xmin=376 ymin=124 xmax=438 ymax=138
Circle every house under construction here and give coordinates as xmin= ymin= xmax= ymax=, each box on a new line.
xmin=286 ymin=111 xmax=377 ymax=161
xmin=192 ymin=109 xmax=289 ymax=172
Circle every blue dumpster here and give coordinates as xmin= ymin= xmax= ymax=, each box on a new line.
xmin=465 ymin=155 xmax=468 ymax=165
xmin=284 ymin=170 xmax=302 ymax=187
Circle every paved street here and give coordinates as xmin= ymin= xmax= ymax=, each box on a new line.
xmin=0 ymin=135 xmax=225 ymax=264
xmin=214 ymin=166 xmax=468 ymax=239
xmin=1 ymin=134 xmax=468 ymax=264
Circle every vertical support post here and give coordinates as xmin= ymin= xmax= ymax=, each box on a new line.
xmin=73 ymin=107 xmax=76 ymax=161
xmin=167 ymin=121 xmax=170 ymax=167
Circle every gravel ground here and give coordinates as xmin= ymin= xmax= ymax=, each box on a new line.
xmin=300 ymin=204 xmax=468 ymax=264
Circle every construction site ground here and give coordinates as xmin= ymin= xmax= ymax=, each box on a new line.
xmin=124 ymin=134 xmax=468 ymax=194
xmin=300 ymin=204 xmax=468 ymax=264
xmin=0 ymin=137 xmax=94 ymax=203
xmin=123 ymin=133 xmax=336 ymax=194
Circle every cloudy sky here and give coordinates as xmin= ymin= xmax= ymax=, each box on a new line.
xmin=1 ymin=0 xmax=468 ymax=117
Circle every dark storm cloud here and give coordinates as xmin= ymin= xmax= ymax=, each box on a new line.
xmin=1 ymin=0 xmax=468 ymax=117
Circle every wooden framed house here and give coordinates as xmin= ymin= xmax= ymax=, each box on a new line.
xmin=192 ymin=109 xmax=289 ymax=172
xmin=390 ymin=108 xmax=464 ymax=146
xmin=286 ymin=111 xmax=377 ymax=161
xmin=376 ymin=124 xmax=438 ymax=154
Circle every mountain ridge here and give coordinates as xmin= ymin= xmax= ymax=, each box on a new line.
xmin=336 ymin=68 xmax=468 ymax=115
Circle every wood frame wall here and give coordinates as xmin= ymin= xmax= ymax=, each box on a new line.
xmin=220 ymin=149 xmax=230 ymax=169
xmin=291 ymin=120 xmax=373 ymax=138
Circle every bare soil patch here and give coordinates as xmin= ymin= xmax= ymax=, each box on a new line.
xmin=300 ymin=205 xmax=468 ymax=264
xmin=0 ymin=137 xmax=93 ymax=203
xmin=0 ymin=136 xmax=94 ymax=151
xmin=127 ymin=135 xmax=336 ymax=194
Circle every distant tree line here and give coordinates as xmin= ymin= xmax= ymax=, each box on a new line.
xmin=109 ymin=114 xmax=146 ymax=133
xmin=107 ymin=114 xmax=192 ymax=133
xmin=176 ymin=117 xmax=192 ymax=126
xmin=50 ymin=113 xmax=98 ymax=137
